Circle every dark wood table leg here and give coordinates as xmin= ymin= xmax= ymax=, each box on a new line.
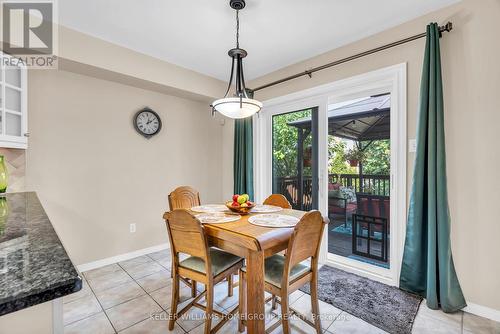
xmin=245 ymin=249 xmax=265 ymax=334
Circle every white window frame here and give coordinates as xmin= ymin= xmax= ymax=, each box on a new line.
xmin=254 ymin=63 xmax=407 ymax=286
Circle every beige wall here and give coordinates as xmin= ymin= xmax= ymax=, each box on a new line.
xmin=26 ymin=69 xmax=224 ymax=265
xmin=245 ymin=0 xmax=500 ymax=311
xmin=57 ymin=26 xmax=227 ymax=101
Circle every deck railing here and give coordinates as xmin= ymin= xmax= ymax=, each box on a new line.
xmin=274 ymin=173 xmax=390 ymax=211
xmin=329 ymin=173 xmax=390 ymax=196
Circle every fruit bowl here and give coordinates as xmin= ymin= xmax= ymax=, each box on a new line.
xmin=225 ymin=201 xmax=255 ymax=215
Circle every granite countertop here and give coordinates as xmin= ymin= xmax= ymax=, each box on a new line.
xmin=0 ymin=192 xmax=82 ymax=316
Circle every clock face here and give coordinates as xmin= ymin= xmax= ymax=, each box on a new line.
xmin=134 ymin=108 xmax=162 ymax=138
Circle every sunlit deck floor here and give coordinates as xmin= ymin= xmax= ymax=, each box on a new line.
xmin=327 ymin=218 xmax=390 ymax=268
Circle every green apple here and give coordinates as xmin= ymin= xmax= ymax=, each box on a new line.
xmin=241 ymin=202 xmax=248 ymax=207
xmin=237 ymin=195 xmax=246 ymax=204
xmin=242 ymin=194 xmax=250 ymax=201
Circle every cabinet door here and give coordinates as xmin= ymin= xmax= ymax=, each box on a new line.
xmin=0 ymin=53 xmax=27 ymax=148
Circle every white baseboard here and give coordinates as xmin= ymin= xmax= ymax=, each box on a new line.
xmin=76 ymin=243 xmax=170 ymax=273
xmin=464 ymin=302 xmax=500 ymax=323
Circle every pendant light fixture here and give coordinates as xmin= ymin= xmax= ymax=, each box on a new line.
xmin=211 ymin=0 xmax=262 ymax=119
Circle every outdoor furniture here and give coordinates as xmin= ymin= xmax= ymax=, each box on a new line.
xmin=356 ymin=193 xmax=390 ymax=224
xmin=328 ymin=183 xmax=357 ymax=227
xmin=352 ymin=193 xmax=390 ymax=262
xmin=328 ymin=195 xmax=357 ymax=227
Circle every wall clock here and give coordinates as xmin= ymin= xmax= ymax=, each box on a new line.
xmin=133 ymin=107 xmax=162 ymax=139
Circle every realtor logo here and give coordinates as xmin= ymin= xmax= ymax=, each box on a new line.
xmin=3 ymin=1 xmax=53 ymax=54
xmin=1 ymin=0 xmax=57 ymax=68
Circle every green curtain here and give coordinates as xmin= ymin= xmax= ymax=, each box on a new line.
xmin=234 ymin=118 xmax=254 ymax=199
xmin=399 ymin=23 xmax=466 ymax=313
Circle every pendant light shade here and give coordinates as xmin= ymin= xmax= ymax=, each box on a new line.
xmin=211 ymin=0 xmax=262 ymax=119
xmin=212 ymin=97 xmax=262 ymax=119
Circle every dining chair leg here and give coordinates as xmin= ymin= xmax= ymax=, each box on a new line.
xmin=310 ymin=275 xmax=323 ymax=333
xmin=228 ymin=274 xmax=233 ymax=297
xmin=280 ymin=290 xmax=291 ymax=334
xmin=238 ymin=270 xmax=246 ymax=333
xmin=191 ymin=280 xmax=197 ymax=298
xmin=169 ymin=272 xmax=180 ymax=330
xmin=204 ymin=283 xmax=214 ymax=334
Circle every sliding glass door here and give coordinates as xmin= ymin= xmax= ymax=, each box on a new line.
xmin=268 ymin=97 xmax=392 ymax=270
xmin=255 ymin=64 xmax=407 ymax=286
xmin=326 ymin=94 xmax=391 ymax=269
xmin=271 ymin=107 xmax=319 ymax=211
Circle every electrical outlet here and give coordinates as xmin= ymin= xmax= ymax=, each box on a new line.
xmin=130 ymin=223 xmax=136 ymax=233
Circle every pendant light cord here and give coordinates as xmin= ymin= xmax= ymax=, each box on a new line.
xmin=211 ymin=1 xmax=262 ymax=117
xmin=236 ymin=10 xmax=240 ymax=48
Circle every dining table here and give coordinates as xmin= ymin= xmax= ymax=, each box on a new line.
xmin=188 ymin=207 xmax=328 ymax=334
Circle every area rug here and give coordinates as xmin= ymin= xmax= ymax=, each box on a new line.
xmin=300 ymin=266 xmax=422 ymax=334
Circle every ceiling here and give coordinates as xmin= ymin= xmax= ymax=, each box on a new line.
xmin=59 ymin=0 xmax=459 ymax=81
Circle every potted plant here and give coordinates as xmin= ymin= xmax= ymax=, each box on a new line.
xmin=345 ymin=147 xmax=364 ymax=167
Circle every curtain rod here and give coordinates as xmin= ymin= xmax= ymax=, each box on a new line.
xmin=251 ymin=22 xmax=453 ymax=92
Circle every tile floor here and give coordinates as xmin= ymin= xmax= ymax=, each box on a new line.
xmin=63 ymin=250 xmax=500 ymax=334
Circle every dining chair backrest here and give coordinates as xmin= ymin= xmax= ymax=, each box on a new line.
xmin=164 ymin=209 xmax=211 ymax=271
xmin=168 ymin=186 xmax=201 ymax=211
xmin=284 ymin=210 xmax=325 ymax=276
xmin=263 ymin=194 xmax=292 ymax=209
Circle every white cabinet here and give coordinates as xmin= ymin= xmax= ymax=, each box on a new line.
xmin=0 ymin=52 xmax=28 ymax=149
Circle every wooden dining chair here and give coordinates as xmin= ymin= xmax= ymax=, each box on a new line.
xmin=263 ymin=194 xmax=292 ymax=209
xmin=238 ymin=210 xmax=326 ymax=334
xmin=167 ymin=186 xmax=202 ymax=296
xmin=264 ymin=194 xmax=292 ymax=260
xmin=168 ymin=186 xmax=201 ymax=211
xmin=164 ymin=209 xmax=244 ymax=334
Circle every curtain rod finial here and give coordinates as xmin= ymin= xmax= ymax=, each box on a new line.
xmin=443 ymin=22 xmax=453 ymax=32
